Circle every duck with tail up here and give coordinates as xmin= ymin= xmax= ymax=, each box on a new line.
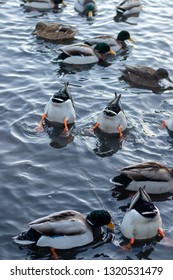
xmin=110 ymin=161 xmax=173 ymax=194
xmin=13 ymin=209 xmax=114 ymax=259
xmin=23 ymin=0 xmax=66 ymax=10
xmin=36 ymin=82 xmax=76 ymax=134
xmin=74 ymin=0 xmax=97 ymax=18
xmin=119 ymin=66 xmax=173 ymax=90
xmin=32 ymin=22 xmax=76 ymax=42
xmin=58 ymin=42 xmax=116 ymax=65
xmin=85 ymin=30 xmax=135 ymax=53
xmin=116 ymin=0 xmax=142 ymax=16
xmin=121 ymin=187 xmax=164 ymax=249
xmin=92 ymin=93 xmax=127 ymax=139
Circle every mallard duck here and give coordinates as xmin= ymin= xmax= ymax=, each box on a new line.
xmin=32 ymin=22 xmax=76 ymax=42
xmin=85 ymin=30 xmax=135 ymax=52
xmin=110 ymin=161 xmax=173 ymax=194
xmin=162 ymin=113 xmax=173 ymax=133
xmin=116 ymin=0 xmax=142 ymax=16
xmin=74 ymin=0 xmax=97 ymax=18
xmin=58 ymin=42 xmax=116 ymax=65
xmin=13 ymin=209 xmax=114 ymax=258
xmin=92 ymin=93 xmax=127 ymax=138
xmin=120 ymin=66 xmax=173 ymax=90
xmin=36 ymin=82 xmax=76 ymax=133
xmin=121 ymin=188 xmax=164 ymax=249
xmin=24 ymin=0 xmax=66 ymax=10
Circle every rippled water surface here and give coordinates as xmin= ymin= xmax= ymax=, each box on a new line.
xmin=1 ymin=0 xmax=173 ymax=260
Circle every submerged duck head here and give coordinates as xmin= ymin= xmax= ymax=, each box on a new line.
xmin=86 ymin=210 xmax=114 ymax=228
xmin=94 ymin=42 xmax=116 ymax=55
xmin=117 ymin=30 xmax=134 ymax=42
xmin=155 ymin=68 xmax=173 ymax=82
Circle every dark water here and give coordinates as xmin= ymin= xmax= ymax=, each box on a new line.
xmin=1 ymin=0 xmax=173 ymax=260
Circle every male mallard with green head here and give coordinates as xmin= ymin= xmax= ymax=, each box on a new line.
xmin=74 ymin=0 xmax=97 ymax=18
xmin=58 ymin=42 xmax=116 ymax=65
xmin=13 ymin=209 xmax=114 ymax=259
xmin=85 ymin=30 xmax=135 ymax=52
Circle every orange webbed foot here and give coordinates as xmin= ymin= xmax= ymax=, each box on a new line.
xmin=160 ymin=120 xmax=166 ymax=129
xmin=121 ymin=238 xmax=135 ymax=250
xmin=158 ymin=228 xmax=165 ymax=238
xmin=118 ymin=125 xmax=123 ymax=140
xmin=51 ymin=248 xmax=59 ymax=260
xmin=92 ymin=122 xmax=100 ymax=131
xmin=34 ymin=113 xmax=47 ymax=132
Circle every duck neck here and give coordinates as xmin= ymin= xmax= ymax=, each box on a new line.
xmin=91 ymin=226 xmax=102 ymax=240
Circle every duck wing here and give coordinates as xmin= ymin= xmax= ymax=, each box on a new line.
xmin=85 ymin=35 xmax=116 ymax=47
xmin=28 ymin=210 xmax=88 ymax=236
xmin=60 ymin=44 xmax=94 ymax=57
xmin=123 ymin=66 xmax=156 ymax=80
xmin=117 ymin=0 xmax=141 ymax=10
xmin=120 ymin=161 xmax=173 ymax=182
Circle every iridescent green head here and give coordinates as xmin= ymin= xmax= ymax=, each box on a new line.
xmin=117 ymin=30 xmax=135 ymax=42
xmin=94 ymin=42 xmax=116 ymax=55
xmin=85 ymin=3 xmax=95 ymax=17
xmin=86 ymin=210 xmax=114 ymax=229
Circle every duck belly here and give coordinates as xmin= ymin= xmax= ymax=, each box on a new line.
xmin=25 ymin=2 xmax=54 ymax=10
xmin=98 ymin=111 xmax=127 ymax=134
xmin=121 ymin=209 xmax=162 ymax=240
xmin=45 ymin=99 xmax=76 ymax=124
xmin=126 ymin=180 xmax=172 ymax=194
xmin=36 ymin=231 xmax=94 ymax=249
xmin=63 ymin=55 xmax=98 ymax=65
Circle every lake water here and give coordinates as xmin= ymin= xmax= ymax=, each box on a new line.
xmin=1 ymin=0 xmax=173 ymax=260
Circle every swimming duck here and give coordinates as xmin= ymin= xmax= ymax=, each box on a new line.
xmin=13 ymin=209 xmax=114 ymax=259
xmin=92 ymin=93 xmax=127 ymax=138
xmin=110 ymin=161 xmax=173 ymax=194
xmin=32 ymin=22 xmax=76 ymax=42
xmin=36 ymin=82 xmax=76 ymax=133
xmin=120 ymin=66 xmax=173 ymax=90
xmin=116 ymin=0 xmax=142 ymax=16
xmin=74 ymin=0 xmax=97 ymax=18
xmin=85 ymin=30 xmax=135 ymax=52
xmin=121 ymin=188 xmax=164 ymax=249
xmin=24 ymin=0 xmax=66 ymax=10
xmin=58 ymin=42 xmax=116 ymax=65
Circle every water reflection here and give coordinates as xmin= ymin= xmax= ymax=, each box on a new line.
xmin=44 ymin=120 xmax=75 ymax=149
xmin=93 ymin=130 xmax=124 ymax=158
xmin=113 ymin=13 xmax=140 ymax=25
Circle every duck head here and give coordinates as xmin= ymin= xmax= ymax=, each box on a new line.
xmin=94 ymin=42 xmax=116 ymax=58
xmin=86 ymin=210 xmax=114 ymax=229
xmin=155 ymin=68 xmax=173 ymax=83
xmin=85 ymin=2 xmax=96 ymax=17
xmin=117 ymin=30 xmax=135 ymax=43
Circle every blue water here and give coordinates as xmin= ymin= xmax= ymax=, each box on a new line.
xmin=1 ymin=0 xmax=173 ymax=260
